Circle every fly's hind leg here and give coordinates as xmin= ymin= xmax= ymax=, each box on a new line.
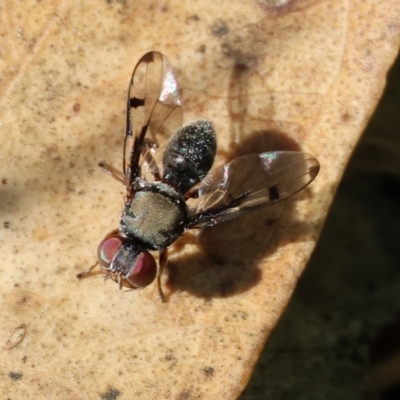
xmin=98 ymin=162 xmax=125 ymax=183
xmin=157 ymin=249 xmax=168 ymax=303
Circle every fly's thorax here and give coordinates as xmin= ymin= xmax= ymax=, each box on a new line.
xmin=121 ymin=181 xmax=188 ymax=250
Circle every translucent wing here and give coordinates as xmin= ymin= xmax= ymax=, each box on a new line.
xmin=187 ymin=151 xmax=320 ymax=228
xmin=124 ymin=51 xmax=183 ymax=193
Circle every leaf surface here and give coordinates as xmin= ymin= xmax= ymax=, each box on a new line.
xmin=1 ymin=1 xmax=399 ymax=399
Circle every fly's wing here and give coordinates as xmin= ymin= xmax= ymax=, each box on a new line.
xmin=187 ymin=151 xmax=320 ymax=228
xmin=124 ymin=51 xmax=183 ymax=193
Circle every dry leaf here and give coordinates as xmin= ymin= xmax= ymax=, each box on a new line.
xmin=1 ymin=1 xmax=399 ymax=399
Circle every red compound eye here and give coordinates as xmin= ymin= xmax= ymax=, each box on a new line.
xmin=125 ymin=251 xmax=157 ymax=288
xmin=97 ymin=234 xmax=123 ymax=268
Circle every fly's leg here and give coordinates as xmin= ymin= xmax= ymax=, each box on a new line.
xmin=98 ymin=162 xmax=125 ymax=183
xmin=78 ymin=229 xmax=119 ymax=280
xmin=76 ymin=262 xmax=99 ymax=279
xmin=185 ymin=186 xmax=202 ymax=200
xmin=157 ymin=249 xmax=168 ymax=302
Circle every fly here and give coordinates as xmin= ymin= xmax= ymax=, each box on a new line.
xmin=77 ymin=51 xmax=320 ymax=301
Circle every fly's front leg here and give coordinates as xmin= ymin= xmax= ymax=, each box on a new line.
xmin=78 ymin=229 xmax=120 ymax=280
xmin=157 ymin=249 xmax=168 ymax=302
xmin=77 ymin=262 xmax=99 ymax=279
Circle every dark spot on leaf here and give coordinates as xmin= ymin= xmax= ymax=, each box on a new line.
xmin=9 ymin=371 xmax=23 ymax=381
xmin=176 ymin=391 xmax=192 ymax=400
xmin=100 ymin=387 xmax=121 ymax=400
xmin=203 ymin=366 xmax=214 ymax=377
xmin=165 ymin=349 xmax=178 ymax=368
xmin=4 ymin=221 xmax=10 ymax=229
xmin=188 ymin=14 xmax=200 ymax=21
xmin=211 ymin=19 xmax=229 ymax=36
xmin=342 ymin=112 xmax=351 ymax=122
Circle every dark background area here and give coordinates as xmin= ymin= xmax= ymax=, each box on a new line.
xmin=240 ymin=51 xmax=400 ymax=400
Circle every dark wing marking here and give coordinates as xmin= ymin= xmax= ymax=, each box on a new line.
xmin=186 ymin=151 xmax=319 ymax=227
xmin=124 ymin=51 xmax=182 ymax=194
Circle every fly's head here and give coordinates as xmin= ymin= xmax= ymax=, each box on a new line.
xmin=97 ymin=231 xmax=157 ymax=289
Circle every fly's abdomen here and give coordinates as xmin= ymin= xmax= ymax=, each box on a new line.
xmin=162 ymin=119 xmax=216 ymax=194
